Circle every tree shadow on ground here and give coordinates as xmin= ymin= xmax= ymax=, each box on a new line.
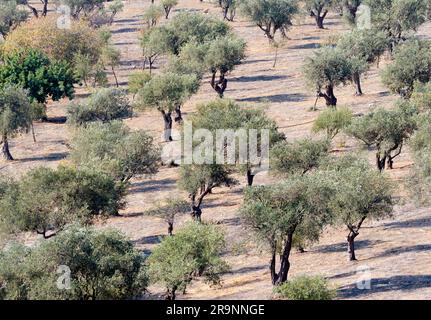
xmin=112 ymin=27 xmax=139 ymax=34
xmin=382 ymin=216 xmax=431 ymax=229
xmin=231 ymin=75 xmax=288 ymax=82
xmin=19 ymin=152 xmax=68 ymax=163
xmin=237 ymin=93 xmax=308 ymax=103
xmin=289 ymin=43 xmax=321 ymax=50
xmin=337 ymin=274 xmax=431 ymax=298
xmin=132 ymin=234 xmax=164 ymax=246
xmin=374 ymin=244 xmax=431 ymax=258
xmin=129 ymin=178 xmax=176 ymax=194
xmin=314 ymin=239 xmax=383 ymax=254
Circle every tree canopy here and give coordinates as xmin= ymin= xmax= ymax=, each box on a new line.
xmin=0 ymin=226 xmax=147 ymax=300
xmin=70 ymin=121 xmax=160 ymax=182
xmin=148 ymin=222 xmax=229 ymax=300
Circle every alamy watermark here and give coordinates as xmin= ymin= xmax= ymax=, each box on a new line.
xmin=161 ymin=121 xmax=270 ymax=172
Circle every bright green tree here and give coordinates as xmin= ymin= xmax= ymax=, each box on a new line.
xmin=0 ymin=85 xmax=32 ymax=160
xmin=70 ymin=121 xmax=160 ymax=182
xmin=148 ymin=222 xmax=229 ymax=300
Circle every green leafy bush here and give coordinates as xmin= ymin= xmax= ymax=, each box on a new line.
xmin=0 ymin=226 xmax=148 ymax=300
xmin=274 ymin=275 xmax=335 ymax=300
xmin=0 ymin=166 xmax=125 ymax=238
xmin=67 ymin=88 xmax=133 ymax=126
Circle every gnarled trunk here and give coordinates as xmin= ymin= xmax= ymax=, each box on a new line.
xmin=319 ymin=85 xmax=337 ymax=107
xmin=347 ymin=232 xmax=358 ymax=261
xmin=246 ymin=169 xmax=255 ymax=186
xmin=274 ymin=233 xmax=293 ymax=285
xmin=2 ymin=135 xmax=13 ymax=161
xmin=174 ymin=105 xmax=183 ymax=123
xmin=312 ymin=8 xmax=328 ymax=29
xmin=210 ymin=71 xmax=228 ymax=98
xmin=161 ymin=111 xmax=173 ymax=142
xmin=353 ymin=72 xmax=363 ymax=96
xmin=42 ymin=0 xmax=48 ymax=16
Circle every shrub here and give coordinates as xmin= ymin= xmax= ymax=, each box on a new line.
xmin=0 ymin=226 xmax=148 ymax=300
xmin=274 ymin=275 xmax=335 ymax=300
xmin=312 ymin=106 xmax=353 ymax=139
xmin=70 ymin=121 xmax=160 ymax=182
xmin=0 ymin=166 xmax=125 ymax=238
xmin=67 ymin=88 xmax=133 ymax=126
xmin=148 ymin=222 xmax=229 ymax=300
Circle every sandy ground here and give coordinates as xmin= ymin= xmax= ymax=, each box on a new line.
xmin=2 ymin=0 xmax=431 ymax=300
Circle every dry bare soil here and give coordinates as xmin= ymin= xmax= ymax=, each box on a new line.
xmin=3 ymin=0 xmax=431 ymax=300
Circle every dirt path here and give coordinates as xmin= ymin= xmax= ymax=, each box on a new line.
xmin=1 ymin=0 xmax=431 ymax=300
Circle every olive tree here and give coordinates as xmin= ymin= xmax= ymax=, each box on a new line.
xmin=205 ymin=35 xmax=246 ymax=97
xmin=0 ymin=86 xmax=32 ymax=160
xmin=342 ymin=0 xmax=362 ymax=26
xmin=382 ymin=39 xmax=431 ymax=98
xmin=143 ymin=4 xmax=163 ymax=28
xmin=128 ymin=71 xmax=152 ymax=99
xmin=188 ymin=99 xmax=284 ymax=185
xmin=270 ymin=138 xmax=330 ymax=176
xmin=239 ymin=0 xmax=298 ymax=66
xmin=322 ymin=155 xmax=394 ymax=260
xmin=365 ymin=0 xmax=427 ymax=50
xmin=145 ymin=198 xmax=190 ymax=235
xmin=346 ymin=104 xmax=417 ymax=171
xmin=148 ymin=222 xmax=229 ymax=300
xmin=240 ymin=172 xmax=334 ymax=285
xmin=337 ymin=30 xmax=388 ymax=95
xmin=305 ymin=0 xmax=335 ymax=29
xmin=161 ymin=0 xmax=178 ymax=19
xmin=67 ymin=88 xmax=133 ymax=126
xmin=70 ymin=121 xmax=160 ymax=182
xmin=312 ymin=106 xmax=352 ymax=139
xmin=219 ymin=0 xmax=237 ymax=21
xmin=164 ymin=12 xmax=231 ymax=55
xmin=137 ymin=72 xmax=199 ymax=141
xmin=0 ymin=226 xmax=148 ymax=300
xmin=0 ymin=0 xmax=28 ymax=38
xmin=0 ymin=166 xmax=125 ymax=238
xmin=303 ymin=46 xmax=355 ymax=107
xmin=178 ymin=164 xmax=237 ymax=220
xmin=239 ymin=0 xmax=298 ymax=42
xmin=408 ymin=113 xmax=431 ymax=205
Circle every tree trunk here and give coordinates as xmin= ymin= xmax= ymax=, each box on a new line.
xmin=42 ymin=0 xmax=48 ymax=16
xmin=164 ymin=7 xmax=171 ymax=19
xmin=166 ymin=286 xmax=177 ymax=300
xmin=314 ymin=9 xmax=327 ymax=29
xmin=223 ymin=6 xmax=229 ymax=20
xmin=112 ymin=66 xmax=119 ymax=87
xmin=376 ymin=150 xmax=386 ymax=172
xmin=270 ymin=242 xmax=278 ymax=285
xmin=319 ymin=85 xmax=337 ymax=107
xmin=347 ymin=233 xmax=357 ymax=261
xmin=174 ymin=105 xmax=183 ymax=123
xmin=353 ymin=72 xmax=363 ymax=96
xmin=210 ymin=71 xmax=228 ymax=98
xmin=168 ymin=222 xmax=173 ymax=236
xmin=161 ymin=111 xmax=173 ymax=142
xmin=2 ymin=135 xmax=13 ymax=161
xmin=27 ymin=4 xmax=39 ymax=17
xmin=275 ymin=233 xmax=293 ymax=285
xmin=246 ymin=169 xmax=255 ymax=186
